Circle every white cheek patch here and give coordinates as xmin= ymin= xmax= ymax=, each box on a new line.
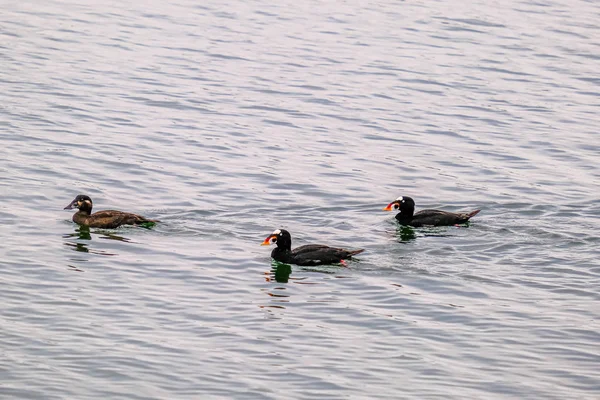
xmin=272 ymin=229 xmax=281 ymax=235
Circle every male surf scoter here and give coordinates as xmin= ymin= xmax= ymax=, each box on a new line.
xmin=64 ymin=194 xmax=159 ymax=229
xmin=261 ymin=229 xmax=364 ymax=266
xmin=384 ymin=196 xmax=480 ymax=227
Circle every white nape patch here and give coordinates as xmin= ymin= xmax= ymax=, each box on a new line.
xmin=395 ymin=196 xmax=403 ymax=201
xmin=272 ymin=229 xmax=281 ymax=235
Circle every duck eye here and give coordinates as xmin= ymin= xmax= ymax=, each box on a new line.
xmin=402 ymin=200 xmax=405 ymax=203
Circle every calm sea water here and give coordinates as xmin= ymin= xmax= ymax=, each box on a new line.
xmin=1 ymin=0 xmax=599 ymax=398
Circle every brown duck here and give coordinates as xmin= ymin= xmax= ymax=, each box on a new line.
xmin=64 ymin=194 xmax=159 ymax=229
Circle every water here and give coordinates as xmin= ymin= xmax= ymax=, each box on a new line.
xmin=1 ymin=0 xmax=599 ymax=398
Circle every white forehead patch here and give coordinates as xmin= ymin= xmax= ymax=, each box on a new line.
xmin=395 ymin=196 xmax=403 ymax=201
xmin=272 ymin=229 xmax=281 ymax=235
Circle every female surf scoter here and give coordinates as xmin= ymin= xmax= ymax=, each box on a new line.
xmin=384 ymin=196 xmax=480 ymax=227
xmin=64 ymin=194 xmax=159 ymax=229
xmin=261 ymin=229 xmax=364 ymax=266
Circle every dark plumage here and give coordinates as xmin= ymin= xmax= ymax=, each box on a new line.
xmin=64 ymin=194 xmax=159 ymax=229
xmin=261 ymin=229 xmax=364 ymax=266
xmin=384 ymin=196 xmax=480 ymax=227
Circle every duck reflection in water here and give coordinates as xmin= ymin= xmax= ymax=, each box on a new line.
xmin=394 ymin=225 xmax=457 ymax=242
xmin=63 ymin=226 xmax=130 ymax=255
xmin=396 ymin=225 xmax=417 ymax=242
xmin=63 ymin=226 xmax=92 ymax=253
xmin=266 ymin=260 xmax=293 ymax=283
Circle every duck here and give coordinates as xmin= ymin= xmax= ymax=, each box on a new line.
xmin=384 ymin=196 xmax=480 ymax=227
xmin=64 ymin=194 xmax=159 ymax=229
xmin=261 ymin=229 xmax=364 ymax=266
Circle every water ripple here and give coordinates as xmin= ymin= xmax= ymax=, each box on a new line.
xmin=1 ymin=0 xmax=600 ymax=398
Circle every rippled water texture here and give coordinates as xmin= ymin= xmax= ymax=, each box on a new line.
xmin=1 ymin=0 xmax=599 ymax=398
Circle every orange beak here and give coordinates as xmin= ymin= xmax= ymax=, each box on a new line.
xmin=261 ymin=235 xmax=275 ymax=246
xmin=383 ymin=202 xmax=395 ymax=211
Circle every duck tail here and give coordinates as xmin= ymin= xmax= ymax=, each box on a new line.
xmin=466 ymin=209 xmax=481 ymax=219
xmin=348 ymin=249 xmax=365 ymax=257
xmin=135 ymin=216 xmax=160 ymax=225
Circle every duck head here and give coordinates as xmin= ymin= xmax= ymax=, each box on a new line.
xmin=261 ymin=229 xmax=292 ymax=250
xmin=64 ymin=195 xmax=93 ymax=214
xmin=383 ymin=196 xmax=415 ymax=214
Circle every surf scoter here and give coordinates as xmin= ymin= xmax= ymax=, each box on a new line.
xmin=384 ymin=196 xmax=480 ymax=227
xmin=64 ymin=194 xmax=159 ymax=229
xmin=261 ymin=229 xmax=364 ymax=266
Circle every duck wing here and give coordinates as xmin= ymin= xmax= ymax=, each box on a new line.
xmin=292 ymin=244 xmax=331 ymax=255
xmin=88 ymin=210 xmax=159 ymax=229
xmin=412 ymin=209 xmax=480 ymax=227
xmin=291 ymin=245 xmax=364 ymax=266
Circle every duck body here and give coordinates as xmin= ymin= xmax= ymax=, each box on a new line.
xmin=262 ymin=229 xmax=364 ymax=266
xmin=271 ymin=244 xmax=364 ymax=266
xmin=397 ymin=209 xmax=481 ymax=227
xmin=65 ymin=195 xmax=159 ymax=229
xmin=71 ymin=209 xmax=157 ymax=229
xmin=385 ymin=196 xmax=480 ymax=227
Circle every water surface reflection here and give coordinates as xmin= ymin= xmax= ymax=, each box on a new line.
xmin=62 ymin=226 xmax=132 ymax=256
xmin=266 ymin=261 xmax=292 ymax=283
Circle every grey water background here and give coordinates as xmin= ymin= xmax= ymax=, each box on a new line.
xmin=1 ymin=0 xmax=599 ymax=398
